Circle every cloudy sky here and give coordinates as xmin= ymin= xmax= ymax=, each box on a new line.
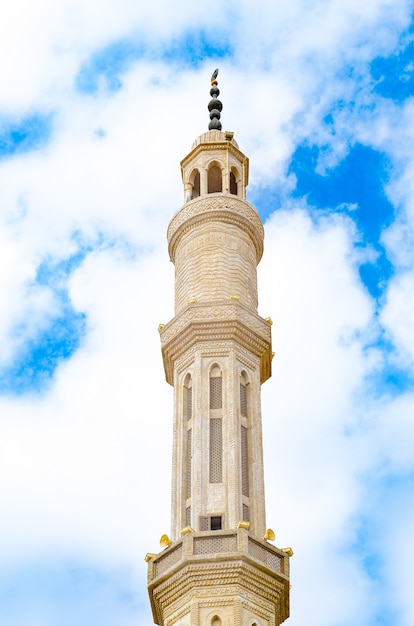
xmin=0 ymin=1 xmax=414 ymax=624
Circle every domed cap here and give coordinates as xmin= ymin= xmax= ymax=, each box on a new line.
xmin=208 ymin=69 xmax=222 ymax=131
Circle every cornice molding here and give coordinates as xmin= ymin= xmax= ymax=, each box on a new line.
xmin=160 ymin=303 xmax=272 ymax=385
xmin=149 ymin=558 xmax=289 ymax=625
xmin=180 ymin=139 xmax=247 ymax=172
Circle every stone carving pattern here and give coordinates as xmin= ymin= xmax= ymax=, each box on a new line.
xmin=168 ymin=196 xmax=263 ymax=243
xmin=191 ymin=603 xmax=199 ymax=626
xmin=152 ymin=562 xmax=287 ymax=626
xmin=235 ymin=348 xmax=259 ymax=371
xmin=193 ymin=535 xmax=237 ymax=555
xmin=155 ymin=544 xmax=183 ymax=577
xmin=248 ymin=538 xmax=283 ymax=574
xmin=234 ymin=598 xmax=243 ymax=626
xmin=163 ymin=324 xmax=270 ymax=365
xmin=169 ymin=213 xmax=264 ymax=265
xmin=174 ymin=224 xmax=258 ymax=313
xmin=161 ymin=305 xmax=270 ymax=344
xmin=153 ymin=559 xmax=286 ymax=603
xmin=241 ymin=600 xmax=274 ymax=626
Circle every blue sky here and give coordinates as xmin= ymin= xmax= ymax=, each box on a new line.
xmin=0 ymin=1 xmax=414 ymax=625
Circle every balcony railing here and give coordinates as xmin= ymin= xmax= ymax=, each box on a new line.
xmin=149 ymin=528 xmax=288 ymax=580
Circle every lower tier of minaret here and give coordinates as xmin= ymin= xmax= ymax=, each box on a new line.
xmin=169 ymin=342 xmax=267 ymax=541
xmin=147 ymin=528 xmax=290 ymax=626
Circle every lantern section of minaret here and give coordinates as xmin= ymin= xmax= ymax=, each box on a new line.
xmin=147 ymin=71 xmax=291 ymax=626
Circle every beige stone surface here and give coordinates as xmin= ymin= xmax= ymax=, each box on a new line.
xmin=148 ymin=529 xmax=289 ymax=626
xmin=148 ymin=130 xmax=290 ymax=625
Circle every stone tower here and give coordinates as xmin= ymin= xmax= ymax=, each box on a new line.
xmin=147 ymin=72 xmax=291 ymax=626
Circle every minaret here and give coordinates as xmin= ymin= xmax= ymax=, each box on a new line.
xmin=147 ymin=71 xmax=291 ymax=626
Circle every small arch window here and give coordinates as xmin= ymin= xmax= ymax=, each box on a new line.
xmin=183 ymin=374 xmax=192 ymax=502
xmin=191 ymin=169 xmax=200 ymax=199
xmin=240 ymin=371 xmax=249 ymax=497
xmin=183 ymin=374 xmax=192 ymax=421
xmin=211 ymin=616 xmax=222 ymax=626
xmin=240 ymin=371 xmax=248 ymax=417
xmin=209 ymin=365 xmax=223 ymax=483
xmin=186 ymin=428 xmax=192 ymax=498
xmin=210 ymin=365 xmax=222 ymax=410
xmin=230 ymin=170 xmax=238 ymax=195
xmin=208 ymin=164 xmax=222 ymax=193
xmin=241 ymin=425 xmax=249 ymax=496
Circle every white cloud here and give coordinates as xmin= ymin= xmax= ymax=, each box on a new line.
xmin=381 ymin=271 xmax=414 ymax=365
xmin=0 ymin=1 xmax=414 ymax=625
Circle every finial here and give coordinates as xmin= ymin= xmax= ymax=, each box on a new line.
xmin=208 ymin=68 xmax=222 ymax=131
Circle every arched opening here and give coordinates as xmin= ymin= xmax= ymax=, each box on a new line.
xmin=209 ymin=364 xmax=222 ymax=483
xmin=190 ymin=169 xmax=200 ymax=199
xmin=240 ymin=371 xmax=248 ymax=418
xmin=183 ymin=373 xmax=192 ymax=421
xmin=211 ymin=617 xmax=222 ymax=626
xmin=208 ymin=164 xmax=222 ymax=193
xmin=210 ymin=365 xmax=222 ymax=410
xmin=183 ymin=374 xmax=192 ymax=509
xmin=240 ymin=371 xmax=249 ymax=509
xmin=230 ymin=169 xmax=238 ymax=195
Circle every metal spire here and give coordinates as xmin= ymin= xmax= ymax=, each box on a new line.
xmin=208 ymin=68 xmax=223 ymax=131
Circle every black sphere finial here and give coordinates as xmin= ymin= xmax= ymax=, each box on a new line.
xmin=208 ymin=69 xmax=222 ymax=131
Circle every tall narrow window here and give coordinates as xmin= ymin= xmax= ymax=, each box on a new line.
xmin=191 ymin=170 xmax=200 ymax=199
xmin=241 ymin=425 xmax=249 ymax=496
xmin=209 ymin=366 xmax=223 ymax=482
xmin=186 ymin=429 xmax=192 ymax=498
xmin=210 ymin=419 xmax=223 ymax=482
xmin=184 ymin=375 xmax=192 ymax=420
xmin=240 ymin=382 xmax=247 ymax=417
xmin=186 ymin=386 xmax=192 ymax=420
xmin=212 ymin=616 xmax=222 ymax=626
xmin=210 ymin=374 xmax=222 ymax=409
xmin=230 ymin=170 xmax=238 ymax=195
xmin=208 ymin=164 xmax=222 ymax=193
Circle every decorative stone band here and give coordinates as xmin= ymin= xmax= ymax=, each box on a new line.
xmin=160 ymin=302 xmax=272 ymax=385
xmin=167 ymin=195 xmax=264 ymax=264
xmin=147 ymin=528 xmax=290 ymax=626
xmin=182 ymin=133 xmax=246 ymax=171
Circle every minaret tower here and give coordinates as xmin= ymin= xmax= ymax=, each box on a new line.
xmin=147 ymin=71 xmax=291 ymax=626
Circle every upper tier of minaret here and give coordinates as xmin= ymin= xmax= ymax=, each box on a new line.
xmin=167 ymin=129 xmax=264 ymax=319
xmin=181 ymin=129 xmax=249 ymax=201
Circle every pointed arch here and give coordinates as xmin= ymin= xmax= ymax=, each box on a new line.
xmin=210 ymin=364 xmax=222 ymax=409
xmin=207 ymin=163 xmax=222 ymax=193
xmin=240 ymin=370 xmax=249 ymax=418
xmin=209 ymin=363 xmax=223 ymax=483
xmin=240 ymin=370 xmax=250 ymax=506
xmin=189 ymin=168 xmax=200 ymax=199
xmin=183 ymin=373 xmax=193 ymax=509
xmin=230 ymin=167 xmax=239 ymax=195
xmin=183 ymin=373 xmax=192 ymax=421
